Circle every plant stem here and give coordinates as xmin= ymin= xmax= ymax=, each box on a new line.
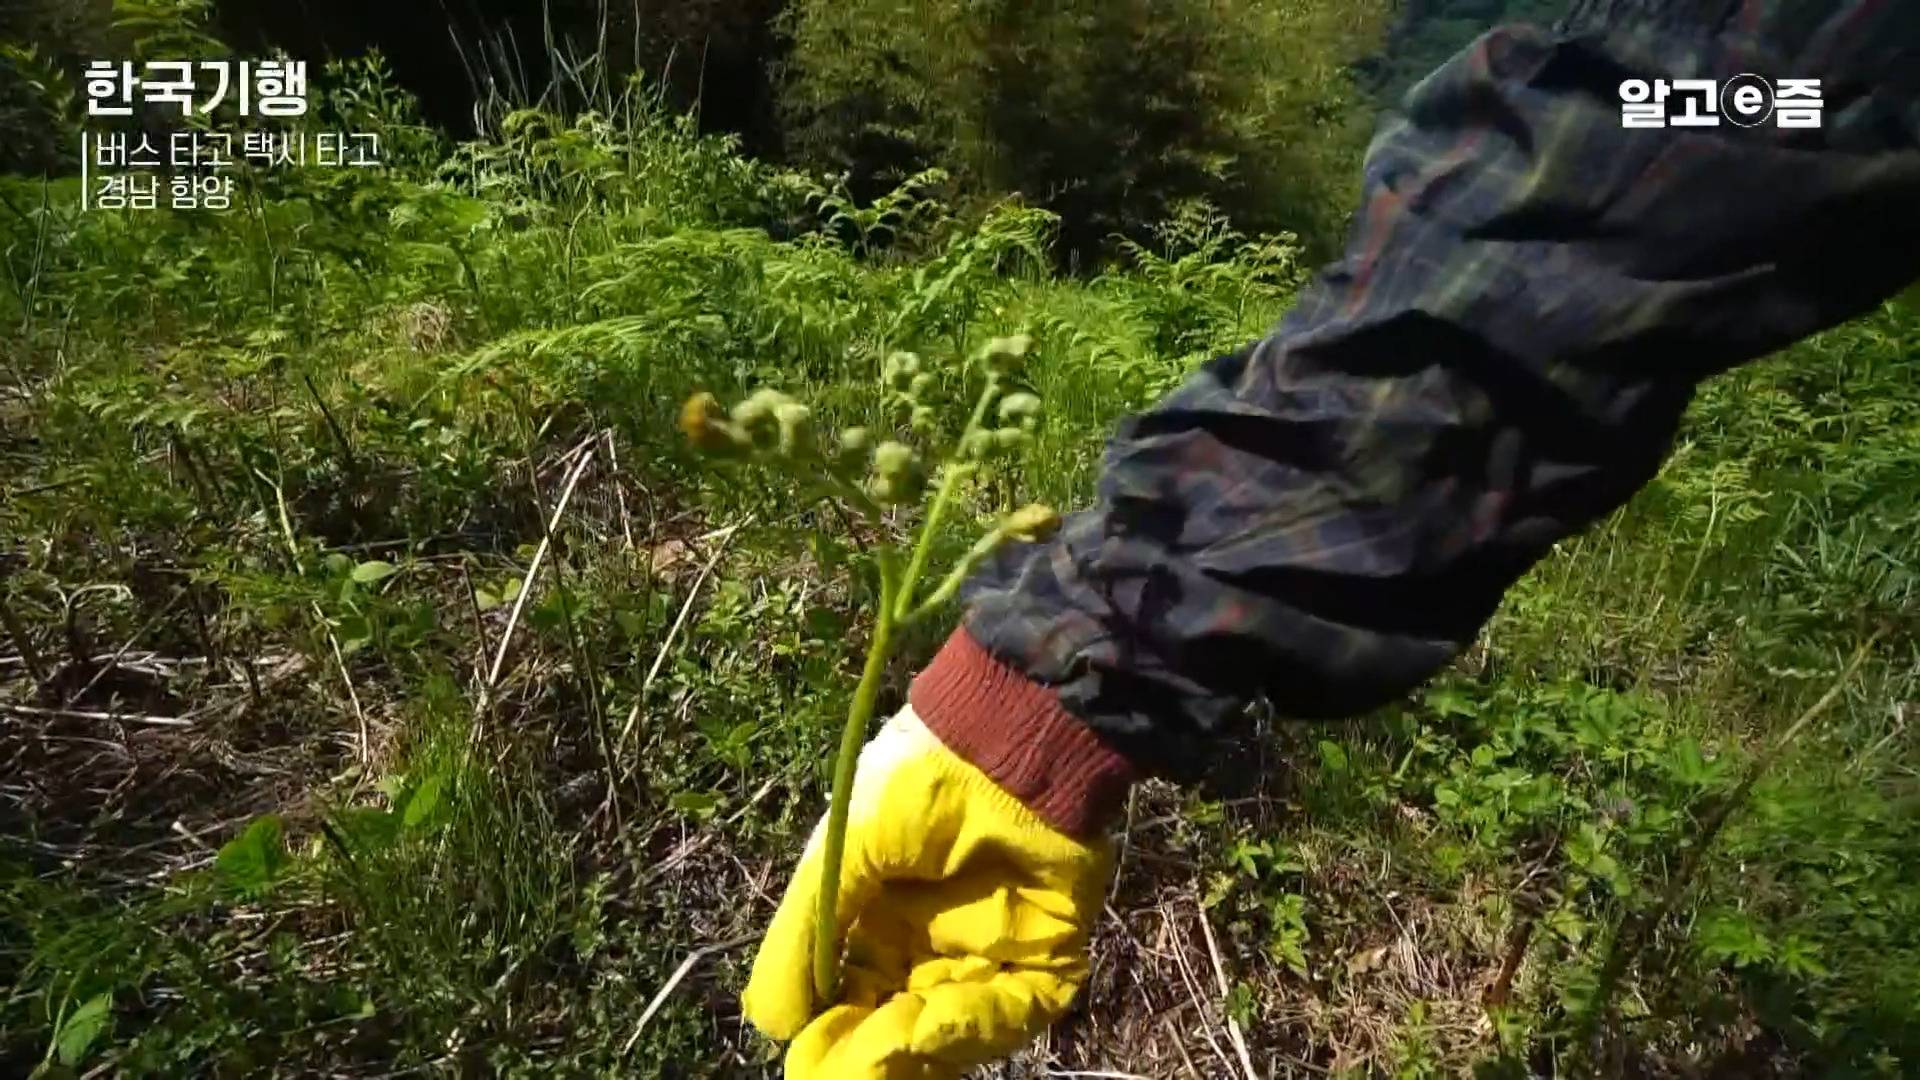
xmin=894 ymin=463 xmax=969 ymax=619
xmin=893 ymin=377 xmax=996 ymax=618
xmin=301 ymin=373 xmax=361 ymax=478
xmin=903 ymin=526 xmax=1005 ymax=626
xmin=810 ymin=375 xmax=1002 ymax=1004
xmin=813 ymin=550 xmax=900 ymax=1002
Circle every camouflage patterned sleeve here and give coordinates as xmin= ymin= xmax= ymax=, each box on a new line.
xmin=957 ymin=0 xmax=1920 ymax=779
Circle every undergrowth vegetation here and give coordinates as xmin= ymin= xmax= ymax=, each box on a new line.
xmin=777 ymin=0 xmax=1389 ymax=257
xmin=2 ymin=46 xmax=1918 ymax=1080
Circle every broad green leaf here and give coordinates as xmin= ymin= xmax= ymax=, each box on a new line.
xmin=529 ymin=588 xmax=573 ymax=632
xmin=332 ymin=805 xmax=401 ymax=854
xmin=335 ymin=612 xmax=372 ymax=654
xmin=1775 ymin=934 xmax=1829 ymax=978
xmin=1315 ymin=739 xmax=1348 ymax=773
xmin=403 ymin=772 xmax=447 ymax=831
xmin=55 ymin=991 xmax=112 ymax=1067
xmin=670 ymin=791 xmax=720 ymax=820
xmin=1425 ymin=685 xmax=1477 ymax=720
xmin=1697 ymin=911 xmax=1774 ymax=967
xmin=216 ymin=815 xmax=288 ymax=898
xmin=1225 ymin=981 xmax=1257 ymax=1027
xmin=351 ymin=560 xmax=398 ymax=585
xmin=1663 ymin=737 xmax=1724 ymax=787
xmin=328 ymin=803 xmax=403 ymax=853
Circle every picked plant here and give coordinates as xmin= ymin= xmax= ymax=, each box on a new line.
xmin=678 ymin=333 xmax=1059 ymax=1006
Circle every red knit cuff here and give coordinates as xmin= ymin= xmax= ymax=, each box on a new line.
xmin=910 ymin=627 xmax=1136 ymax=837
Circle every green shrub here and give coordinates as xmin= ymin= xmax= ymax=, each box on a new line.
xmin=778 ymin=0 xmax=1388 ymax=258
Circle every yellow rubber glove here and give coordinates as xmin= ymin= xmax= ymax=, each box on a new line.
xmin=741 ymin=704 xmax=1113 ymax=1078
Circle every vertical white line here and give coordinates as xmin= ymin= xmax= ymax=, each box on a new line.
xmin=80 ymin=131 xmax=89 ymax=211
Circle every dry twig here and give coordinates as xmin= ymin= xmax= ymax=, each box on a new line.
xmin=1 ymin=701 xmax=193 ymax=727
xmin=0 ymin=595 xmax=51 ymax=693
xmin=1198 ymin=900 xmax=1261 ymax=1080
xmin=616 ymin=519 xmax=747 ymax=750
xmin=472 ymin=438 xmax=597 ymax=740
xmin=621 ymin=935 xmax=755 ymax=1056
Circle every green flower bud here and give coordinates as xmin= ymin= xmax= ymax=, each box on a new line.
xmin=731 ymin=389 xmax=796 ymax=449
xmin=871 ymin=440 xmax=915 ymax=480
xmin=907 ymin=373 xmax=935 ymax=399
xmin=729 ymin=388 xmax=792 ymax=429
xmin=865 ymin=439 xmax=924 ymax=503
xmin=997 ymin=392 xmax=1041 ymax=422
xmin=979 ymin=334 xmax=1032 ymax=375
xmin=909 ymin=405 xmax=936 ymax=433
xmin=838 ymin=426 xmax=873 ymax=456
xmin=679 ymin=392 xmax=749 ymax=454
xmin=1001 ymin=503 xmax=1062 ymax=543
xmin=993 ymin=427 xmax=1031 ymax=452
xmin=866 ymin=468 xmax=925 ymax=505
xmin=883 ymin=351 xmax=922 ymax=390
xmin=959 ymin=430 xmax=993 ymax=460
xmin=773 ymin=402 xmax=814 ymax=458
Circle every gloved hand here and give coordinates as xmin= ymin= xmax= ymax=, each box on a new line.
xmin=741 ymin=704 xmax=1114 ymax=1078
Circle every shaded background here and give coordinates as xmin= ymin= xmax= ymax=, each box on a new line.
xmin=216 ymin=0 xmax=786 ymax=146
xmin=2 ymin=0 xmax=786 ymax=164
xmin=3 ymin=0 xmax=1563 ymax=168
